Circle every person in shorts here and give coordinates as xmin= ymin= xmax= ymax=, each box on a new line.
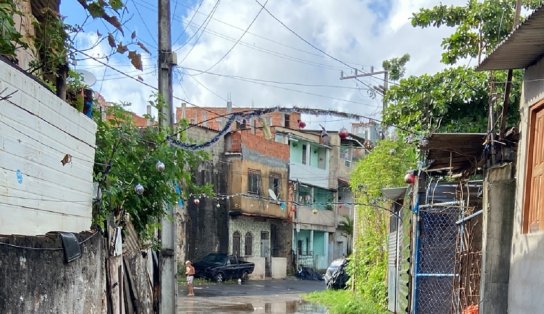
xmin=185 ymin=260 xmax=195 ymax=296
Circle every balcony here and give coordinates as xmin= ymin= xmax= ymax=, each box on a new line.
xmin=228 ymin=194 xmax=288 ymax=220
xmin=296 ymin=206 xmax=336 ymax=230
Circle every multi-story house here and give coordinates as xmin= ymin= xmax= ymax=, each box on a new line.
xmin=352 ymin=120 xmax=380 ymax=145
xmin=178 ymin=106 xmax=298 ymax=278
xmin=275 ymin=127 xmax=365 ymax=271
xmin=179 ymin=105 xmax=365 ymax=273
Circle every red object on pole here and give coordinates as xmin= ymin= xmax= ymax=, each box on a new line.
xmin=404 ymin=172 xmax=416 ymax=184
xmin=339 ymin=128 xmax=349 ymax=139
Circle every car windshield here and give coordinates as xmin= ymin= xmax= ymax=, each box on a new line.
xmin=200 ymin=254 xmax=225 ymax=264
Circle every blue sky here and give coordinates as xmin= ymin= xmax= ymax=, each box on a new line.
xmin=59 ymin=0 xmax=464 ymax=130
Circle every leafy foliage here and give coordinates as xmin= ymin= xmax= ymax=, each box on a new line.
xmin=304 ymin=290 xmax=388 ymax=314
xmin=0 ymin=1 xmax=27 ymax=56
xmin=348 ymin=139 xmax=416 ymax=306
xmin=93 ymin=98 xmax=213 ymax=240
xmin=384 ymin=67 xmax=493 ymax=134
xmin=384 ymin=1 xmax=532 ymax=135
xmin=411 ymin=0 xmax=543 ymax=65
xmin=382 ymin=54 xmax=410 ymax=81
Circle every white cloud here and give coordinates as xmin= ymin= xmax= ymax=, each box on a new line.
xmin=70 ymin=0 xmax=467 ymax=129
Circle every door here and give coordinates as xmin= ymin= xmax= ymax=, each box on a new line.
xmin=260 ymin=231 xmax=271 ymax=277
xmin=525 ymin=105 xmax=544 ymax=232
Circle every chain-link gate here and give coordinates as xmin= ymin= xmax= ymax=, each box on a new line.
xmin=413 ymin=184 xmax=460 ymax=314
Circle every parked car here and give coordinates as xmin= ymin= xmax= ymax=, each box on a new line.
xmin=323 ymin=258 xmax=349 ymax=289
xmin=193 ymin=253 xmax=255 ymax=283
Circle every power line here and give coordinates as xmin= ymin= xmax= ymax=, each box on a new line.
xmin=177 ymin=0 xmax=222 ymax=63
xmin=180 ymin=66 xmax=371 ymax=90
xmin=130 ymin=0 xmax=158 ymax=46
xmin=162 ymin=0 xmax=366 ymax=67
xmin=253 ymin=0 xmax=375 ymax=91
xmin=133 ymin=0 xmax=356 ymax=72
xmin=73 ymin=48 xmax=227 ymax=118
xmin=172 ymin=0 xmax=205 ymax=47
xmin=178 ymin=68 xmax=373 ymax=106
xmin=192 ymin=0 xmax=269 ymax=76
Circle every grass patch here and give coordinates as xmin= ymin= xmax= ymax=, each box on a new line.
xmin=304 ymin=289 xmax=388 ymax=314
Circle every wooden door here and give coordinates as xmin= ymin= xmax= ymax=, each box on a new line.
xmin=526 ymin=106 xmax=544 ymax=232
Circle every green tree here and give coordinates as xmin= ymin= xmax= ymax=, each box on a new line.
xmin=93 ymin=100 xmax=212 ymax=240
xmin=349 ymin=139 xmax=416 ymax=307
xmin=384 ymin=0 xmax=536 ymax=134
xmin=382 ymin=54 xmax=410 ymax=81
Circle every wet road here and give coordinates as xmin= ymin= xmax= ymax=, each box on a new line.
xmin=177 ymin=278 xmax=327 ymax=313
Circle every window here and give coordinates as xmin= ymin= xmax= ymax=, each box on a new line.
xmin=302 ymin=144 xmax=307 ymax=164
xmin=524 ymin=103 xmax=544 ymax=233
xmin=233 ymin=231 xmax=241 ymax=257
xmin=284 ymin=114 xmax=290 ymax=128
xmin=245 ymin=232 xmax=253 ymax=256
xmin=248 ymin=170 xmax=261 ymax=195
xmin=269 ymin=174 xmax=281 ymax=199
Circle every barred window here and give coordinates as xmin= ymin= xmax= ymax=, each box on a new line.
xmin=248 ymin=170 xmax=261 ymax=195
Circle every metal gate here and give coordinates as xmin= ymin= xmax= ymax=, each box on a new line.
xmin=413 ymin=184 xmax=460 ymax=314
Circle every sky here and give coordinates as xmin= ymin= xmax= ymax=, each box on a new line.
xmin=61 ymin=0 xmax=466 ymax=131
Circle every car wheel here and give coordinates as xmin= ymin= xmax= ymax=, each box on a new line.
xmin=215 ymin=273 xmax=224 ymax=283
xmin=241 ymin=271 xmax=249 ymax=282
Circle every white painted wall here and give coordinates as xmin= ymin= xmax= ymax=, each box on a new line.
xmin=289 ymin=164 xmax=329 ymax=189
xmin=509 ymin=56 xmax=544 ymax=313
xmin=0 ymin=60 xmax=96 ymax=235
xmin=271 ymin=257 xmax=286 ymax=279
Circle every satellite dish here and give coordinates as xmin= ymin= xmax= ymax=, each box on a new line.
xmin=78 ymin=69 xmax=97 ymax=87
xmin=268 ymin=189 xmax=278 ymax=201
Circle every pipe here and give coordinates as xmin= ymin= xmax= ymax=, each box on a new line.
xmin=455 ymin=209 xmax=483 ymax=225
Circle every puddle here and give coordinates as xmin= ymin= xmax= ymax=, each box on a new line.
xmin=180 ymin=300 xmax=327 ymax=313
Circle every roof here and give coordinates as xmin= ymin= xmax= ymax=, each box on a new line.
xmin=421 ymin=133 xmax=486 ymax=174
xmin=477 ymin=5 xmax=544 ymax=70
xmin=382 ymin=187 xmax=407 ymax=200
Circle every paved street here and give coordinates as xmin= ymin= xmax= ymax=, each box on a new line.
xmin=177 ymin=278 xmax=327 ymax=313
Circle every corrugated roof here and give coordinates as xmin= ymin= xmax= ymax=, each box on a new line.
xmin=477 ymin=5 xmax=544 ymax=71
xmin=421 ymin=133 xmax=486 ymax=174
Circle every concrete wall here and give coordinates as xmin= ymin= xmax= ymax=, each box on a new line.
xmin=0 ymin=60 xmax=96 ymax=235
xmin=508 ymin=57 xmax=544 ymax=313
xmin=246 ymin=256 xmax=266 ymax=280
xmin=229 ymin=216 xmax=270 ymax=258
xmin=480 ymin=163 xmax=515 ymax=314
xmin=271 ymin=257 xmax=287 ymax=279
xmin=185 ymin=127 xmax=229 ymax=262
xmin=0 ymin=232 xmax=106 ymax=313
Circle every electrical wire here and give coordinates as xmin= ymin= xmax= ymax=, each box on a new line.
xmin=192 ymin=0 xmax=269 ymax=76
xmin=177 ymin=0 xmax=222 ymax=63
xmin=178 ymin=68 xmax=374 ymax=105
xmin=172 ymin=0 xmax=205 ymax=47
xmin=179 ymin=65 xmax=371 ymax=90
xmin=0 ymin=231 xmax=101 ymax=251
xmin=130 ymin=0 xmax=158 ymax=46
xmin=253 ymin=0 xmax=376 ymax=91
xmin=73 ymin=48 xmax=227 ymax=118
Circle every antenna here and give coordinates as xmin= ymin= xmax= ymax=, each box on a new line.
xmin=268 ymin=189 xmax=278 ymax=201
xmin=78 ymin=70 xmax=97 ymax=86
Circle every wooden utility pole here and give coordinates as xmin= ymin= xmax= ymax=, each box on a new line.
xmin=499 ymin=0 xmax=522 ymax=140
xmin=158 ymin=0 xmax=177 ymax=312
xmin=340 ymin=67 xmax=389 ymax=112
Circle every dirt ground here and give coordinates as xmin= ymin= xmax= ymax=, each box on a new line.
xmin=177 ymin=277 xmax=327 ymax=313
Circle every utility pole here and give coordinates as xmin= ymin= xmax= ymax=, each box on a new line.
xmin=158 ymin=0 xmax=177 ymax=312
xmin=340 ymin=67 xmax=389 ymax=113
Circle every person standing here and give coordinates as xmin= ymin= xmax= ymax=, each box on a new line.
xmin=185 ymin=260 xmax=195 ymax=296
